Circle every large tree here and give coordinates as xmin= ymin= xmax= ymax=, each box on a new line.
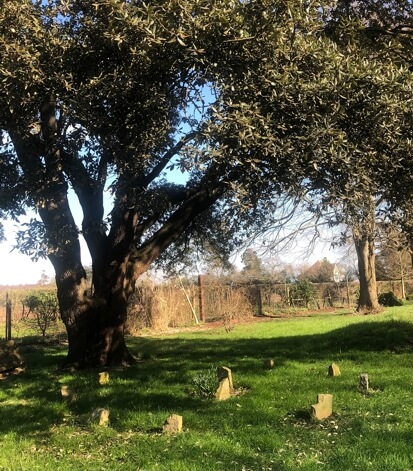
xmin=299 ymin=0 xmax=413 ymax=311
xmin=0 ymin=0 xmax=336 ymax=367
xmin=0 ymin=0 xmax=411 ymax=366
xmin=230 ymin=0 xmax=412 ymax=312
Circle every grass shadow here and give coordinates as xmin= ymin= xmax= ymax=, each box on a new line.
xmin=127 ymin=318 xmax=413 ymax=370
xmin=0 ymin=344 xmax=68 ymax=437
xmin=2 ymin=316 xmax=413 ymax=437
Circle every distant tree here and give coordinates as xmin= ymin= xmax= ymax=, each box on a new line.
xmin=376 ymin=248 xmax=412 ymax=282
xmin=279 ymin=266 xmax=297 ymax=284
xmin=260 ymin=255 xmax=295 ymax=282
xmin=300 ymin=258 xmax=335 ymax=283
xmin=300 ymin=0 xmax=413 ymax=312
xmin=37 ymin=270 xmax=51 ymax=286
xmin=202 ymin=253 xmax=235 ymax=278
xmin=325 ymin=0 xmax=412 ymax=309
xmin=241 ymin=249 xmax=264 ymax=278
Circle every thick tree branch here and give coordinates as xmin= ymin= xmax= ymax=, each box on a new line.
xmin=365 ymin=24 xmax=413 ymax=36
xmin=60 ymin=148 xmax=107 ymax=261
xmin=9 ymin=131 xmax=44 ymax=184
xmin=103 ymin=131 xmax=200 ymax=259
xmin=134 ymin=182 xmax=227 ymax=269
xmin=135 ymin=130 xmax=199 ymax=189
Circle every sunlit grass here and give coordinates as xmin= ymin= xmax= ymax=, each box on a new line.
xmin=1 ymin=305 xmax=413 ymax=470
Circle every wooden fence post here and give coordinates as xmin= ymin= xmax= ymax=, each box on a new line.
xmin=5 ymin=292 xmax=12 ymax=341
xmin=257 ymin=287 xmax=263 ymax=316
xmin=198 ymin=274 xmax=205 ymax=323
xmin=346 ymin=276 xmax=351 ymax=307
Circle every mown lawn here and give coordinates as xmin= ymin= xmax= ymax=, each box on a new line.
xmin=2 ymin=306 xmax=413 ymax=470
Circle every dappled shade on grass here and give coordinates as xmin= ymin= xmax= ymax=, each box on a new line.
xmin=2 ymin=309 xmax=413 ymax=470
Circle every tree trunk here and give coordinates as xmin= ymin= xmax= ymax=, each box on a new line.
xmin=35 ymin=190 xmax=138 ymax=368
xmin=56 ymin=283 xmax=137 ymax=368
xmin=54 ymin=255 xmax=139 ymax=368
xmin=61 ymin=299 xmax=136 ymax=368
xmin=354 ymin=234 xmax=380 ymax=312
xmin=54 ymin=186 xmax=222 ymax=368
xmin=9 ymin=92 xmax=224 ymax=368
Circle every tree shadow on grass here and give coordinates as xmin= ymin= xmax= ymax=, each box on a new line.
xmin=2 ymin=318 xmax=413 ymax=437
xmin=128 ymin=318 xmax=413 ymax=370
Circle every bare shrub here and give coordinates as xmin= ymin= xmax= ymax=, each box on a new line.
xmin=203 ymin=282 xmax=254 ymax=331
xmin=127 ymin=279 xmax=197 ymax=333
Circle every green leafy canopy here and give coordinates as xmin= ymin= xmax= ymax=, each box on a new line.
xmin=0 ymin=0 xmax=411 ymax=269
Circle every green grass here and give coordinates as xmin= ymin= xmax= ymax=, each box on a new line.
xmin=2 ymin=306 xmax=413 ymax=470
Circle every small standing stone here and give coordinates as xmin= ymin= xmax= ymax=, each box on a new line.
xmin=163 ymin=414 xmax=183 ymax=434
xmin=215 ymin=377 xmax=231 ymax=401
xmin=0 ymin=341 xmax=24 ymax=372
xmin=311 ymin=394 xmax=333 ymax=420
xmin=98 ymin=372 xmax=110 ymax=385
xmin=217 ymin=366 xmax=233 ymax=389
xmin=263 ymin=359 xmax=275 ymax=369
xmin=328 ymin=363 xmax=341 ymax=376
xmin=61 ymin=385 xmax=76 ymax=401
xmin=91 ymin=408 xmax=110 ymax=426
xmin=359 ymin=373 xmax=369 ymax=392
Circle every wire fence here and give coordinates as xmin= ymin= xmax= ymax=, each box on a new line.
xmin=1 ymin=277 xmax=412 ymax=340
xmin=0 ymin=286 xmax=63 ymax=341
xmin=126 ymin=277 xmax=413 ymax=332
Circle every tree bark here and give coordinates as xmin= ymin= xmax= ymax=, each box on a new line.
xmin=354 ymin=234 xmax=380 ymax=312
xmin=52 ymin=229 xmax=143 ymax=368
xmin=61 ymin=297 xmax=136 ymax=368
xmin=349 ymin=193 xmax=380 ymax=313
xmin=53 ymin=253 xmax=139 ymax=368
xmin=36 ymin=191 xmax=133 ymax=368
xmin=11 ymin=132 xmax=137 ymax=367
xmin=57 ymin=189 xmax=223 ymax=367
